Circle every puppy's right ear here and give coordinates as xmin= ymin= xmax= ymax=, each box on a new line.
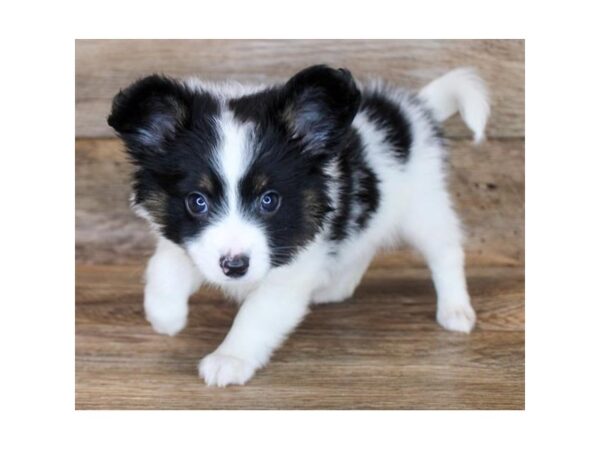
xmin=280 ymin=65 xmax=361 ymax=157
xmin=107 ymin=75 xmax=192 ymax=161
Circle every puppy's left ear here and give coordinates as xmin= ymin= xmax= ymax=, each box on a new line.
xmin=282 ymin=65 xmax=361 ymax=156
xmin=107 ymin=75 xmax=193 ymax=163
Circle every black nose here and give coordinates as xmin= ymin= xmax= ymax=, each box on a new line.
xmin=220 ymin=254 xmax=250 ymax=278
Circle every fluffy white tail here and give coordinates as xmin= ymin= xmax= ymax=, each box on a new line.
xmin=419 ymin=68 xmax=490 ymax=143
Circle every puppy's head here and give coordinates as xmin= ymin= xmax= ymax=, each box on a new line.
xmin=108 ymin=65 xmax=360 ymax=286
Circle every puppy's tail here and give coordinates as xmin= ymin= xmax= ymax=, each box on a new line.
xmin=419 ymin=68 xmax=490 ymax=143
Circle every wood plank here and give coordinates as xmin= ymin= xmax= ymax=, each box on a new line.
xmin=75 ymin=39 xmax=524 ymax=139
xmin=75 ymin=138 xmax=524 ymax=266
xmin=76 ymin=264 xmax=524 ymax=409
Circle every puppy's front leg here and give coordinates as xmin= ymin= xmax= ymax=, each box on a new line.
xmin=199 ymin=282 xmax=311 ymax=387
xmin=144 ymin=238 xmax=203 ymax=336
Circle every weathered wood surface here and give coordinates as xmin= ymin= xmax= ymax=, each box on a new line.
xmin=75 ymin=39 xmax=524 ymax=139
xmin=76 ymin=263 xmax=524 ymax=409
xmin=76 ymin=138 xmax=524 ymax=266
xmin=75 ymin=40 xmax=524 ymax=410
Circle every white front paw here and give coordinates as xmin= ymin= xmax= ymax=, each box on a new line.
xmin=198 ymin=352 xmax=257 ymax=387
xmin=146 ymin=313 xmax=186 ymax=336
xmin=144 ymin=291 xmax=188 ymax=336
xmin=437 ymin=303 xmax=476 ymax=333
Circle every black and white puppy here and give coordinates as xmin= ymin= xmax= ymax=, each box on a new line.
xmin=108 ymin=65 xmax=489 ymax=387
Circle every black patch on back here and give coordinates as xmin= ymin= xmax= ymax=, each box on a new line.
xmin=360 ymin=91 xmax=412 ymax=162
xmin=328 ymin=130 xmax=380 ymax=242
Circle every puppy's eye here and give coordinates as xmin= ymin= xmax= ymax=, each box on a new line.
xmin=186 ymin=192 xmax=209 ymax=216
xmin=259 ymin=191 xmax=281 ymax=214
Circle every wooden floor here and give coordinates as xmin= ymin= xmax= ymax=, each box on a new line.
xmin=75 ymin=135 xmax=524 ymax=410
xmin=75 ymin=40 xmax=524 ymax=410
xmin=75 ymin=256 xmax=524 ymax=410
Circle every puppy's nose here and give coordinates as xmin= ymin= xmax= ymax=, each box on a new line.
xmin=219 ymin=254 xmax=250 ymax=278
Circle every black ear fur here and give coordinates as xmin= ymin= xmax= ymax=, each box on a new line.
xmin=107 ymin=75 xmax=192 ymax=159
xmin=282 ymin=65 xmax=361 ymax=155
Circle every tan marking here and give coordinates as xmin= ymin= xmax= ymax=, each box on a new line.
xmin=198 ymin=174 xmax=214 ymax=193
xmin=253 ymin=174 xmax=269 ymax=193
xmin=303 ymin=189 xmax=321 ymax=227
xmin=143 ymin=191 xmax=168 ymax=226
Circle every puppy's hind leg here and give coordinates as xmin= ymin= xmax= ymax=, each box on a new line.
xmin=311 ymin=249 xmax=375 ymax=304
xmin=400 ymin=187 xmax=476 ymax=333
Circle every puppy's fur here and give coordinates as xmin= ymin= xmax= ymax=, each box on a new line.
xmin=108 ymin=65 xmax=489 ymax=387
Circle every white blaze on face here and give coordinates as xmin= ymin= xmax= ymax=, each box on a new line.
xmin=219 ymin=111 xmax=249 ymax=211
xmin=185 ymin=110 xmax=271 ymax=285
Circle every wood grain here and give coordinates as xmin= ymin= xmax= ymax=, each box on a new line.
xmin=75 ymin=39 xmax=524 ymax=139
xmin=76 ymin=264 xmax=524 ymax=409
xmin=75 ymin=40 xmax=525 ymax=410
xmin=76 ymin=138 xmax=524 ymax=266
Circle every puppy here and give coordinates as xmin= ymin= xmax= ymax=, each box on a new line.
xmin=108 ymin=65 xmax=489 ymax=387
